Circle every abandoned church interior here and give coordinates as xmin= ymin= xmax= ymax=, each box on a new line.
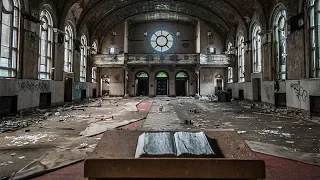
xmin=0 ymin=0 xmax=320 ymax=179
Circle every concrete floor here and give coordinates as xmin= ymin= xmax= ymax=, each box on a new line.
xmin=0 ymin=97 xmax=320 ymax=179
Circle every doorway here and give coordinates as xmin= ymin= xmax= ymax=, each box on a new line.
xmin=175 ymin=71 xmax=188 ymax=96
xmin=136 ymin=72 xmax=149 ymax=96
xmin=156 ymin=71 xmax=169 ymax=96
xmin=253 ymin=78 xmax=261 ymax=102
xmin=64 ymin=78 xmax=73 ymax=102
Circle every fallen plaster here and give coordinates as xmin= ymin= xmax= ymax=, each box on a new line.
xmin=79 ymin=118 xmax=145 ymax=137
xmin=246 ymin=140 xmax=320 ymax=166
xmin=11 ymin=145 xmax=96 ymax=180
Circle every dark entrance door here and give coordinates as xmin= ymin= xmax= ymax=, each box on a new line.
xmin=157 ymin=78 xmax=168 ymax=95
xmin=176 ymin=79 xmax=186 ymax=96
xmin=64 ymin=78 xmax=73 ymax=102
xmin=253 ymin=78 xmax=261 ymax=102
xmin=137 ymin=78 xmax=149 ymax=96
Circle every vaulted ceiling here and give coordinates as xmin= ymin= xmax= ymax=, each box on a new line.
xmin=45 ymin=0 xmax=274 ymax=39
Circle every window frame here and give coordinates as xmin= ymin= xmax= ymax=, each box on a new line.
xmin=237 ymin=36 xmax=245 ymax=82
xmin=252 ymin=23 xmax=262 ymax=73
xmin=0 ymin=0 xmax=19 ymax=78
xmin=309 ymin=0 xmax=320 ymax=77
xmin=80 ymin=35 xmax=87 ymax=82
xmin=64 ymin=24 xmax=73 ymax=72
xmin=274 ymin=9 xmax=287 ymax=80
xmin=38 ymin=9 xmax=53 ymax=80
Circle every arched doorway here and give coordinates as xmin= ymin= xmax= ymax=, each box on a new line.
xmin=156 ymin=71 xmax=169 ymax=95
xmin=135 ymin=71 xmax=149 ymax=96
xmin=175 ymin=71 xmax=189 ymax=96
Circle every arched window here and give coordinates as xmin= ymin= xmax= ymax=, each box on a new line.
xmin=64 ymin=24 xmax=73 ymax=72
xmin=309 ymin=0 xmax=320 ymax=77
xmin=274 ymin=8 xmax=287 ymax=80
xmin=80 ymin=35 xmax=87 ymax=82
xmin=252 ymin=23 xmax=262 ymax=73
xmin=38 ymin=10 xmax=53 ymax=80
xmin=91 ymin=41 xmax=97 ymax=55
xmin=136 ymin=72 xmax=149 ymax=78
xmin=227 ymin=42 xmax=233 ymax=83
xmin=91 ymin=41 xmax=97 ymax=82
xmin=0 ymin=0 xmax=19 ymax=77
xmin=237 ymin=36 xmax=245 ymax=82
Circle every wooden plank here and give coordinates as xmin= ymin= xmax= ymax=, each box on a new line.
xmin=84 ymin=158 xmax=265 ymax=179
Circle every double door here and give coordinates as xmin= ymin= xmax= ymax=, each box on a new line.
xmin=157 ymin=79 xmax=168 ymax=95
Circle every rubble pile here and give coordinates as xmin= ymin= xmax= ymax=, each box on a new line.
xmin=0 ymin=99 xmax=102 ymax=133
xmin=234 ymin=100 xmax=315 ymax=121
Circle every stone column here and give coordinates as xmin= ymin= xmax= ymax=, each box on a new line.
xmin=53 ymin=28 xmax=65 ymax=81
xmin=124 ymin=66 xmax=129 ymax=97
xmin=124 ymin=20 xmax=129 ymax=54
xmin=196 ymin=20 xmax=201 ymax=53
xmin=195 ymin=68 xmax=200 ymax=95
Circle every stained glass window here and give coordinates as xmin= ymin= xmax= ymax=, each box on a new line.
xmin=156 ymin=71 xmax=168 ymax=78
xmin=136 ymin=72 xmax=148 ymax=78
xmin=176 ymin=72 xmax=188 ymax=78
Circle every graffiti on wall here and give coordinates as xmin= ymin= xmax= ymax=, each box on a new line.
xmin=290 ymin=81 xmax=308 ymax=102
xmin=264 ymin=84 xmax=271 ymax=101
xmin=74 ymin=83 xmax=88 ymax=90
xmin=17 ymin=81 xmax=50 ymax=92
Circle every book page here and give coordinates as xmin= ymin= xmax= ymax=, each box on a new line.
xmin=174 ymin=132 xmax=215 ymax=157
xmin=135 ymin=132 xmax=175 ymax=158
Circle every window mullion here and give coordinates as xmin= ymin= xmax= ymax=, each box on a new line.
xmin=315 ymin=3 xmax=319 ymax=77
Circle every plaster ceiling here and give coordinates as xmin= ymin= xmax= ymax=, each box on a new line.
xmin=52 ymin=0 xmax=271 ymax=39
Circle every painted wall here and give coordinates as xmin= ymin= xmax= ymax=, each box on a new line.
xmin=99 ymin=68 xmax=125 ymax=96
xmin=127 ymin=67 xmax=197 ymax=97
xmin=0 ymin=79 xmax=64 ymax=110
xmin=128 ymin=21 xmax=196 ymax=54
xmin=199 ymin=22 xmax=224 ymax=55
xmin=286 ymin=80 xmax=320 ymax=111
xmin=101 ymin=22 xmax=125 ymax=54
xmin=200 ymin=68 xmax=226 ymax=95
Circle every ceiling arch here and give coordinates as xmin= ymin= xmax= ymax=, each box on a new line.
xmin=88 ymin=1 xmax=238 ymax=39
xmin=56 ymin=0 xmax=269 ymax=39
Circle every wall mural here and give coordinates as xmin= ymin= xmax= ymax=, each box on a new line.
xmin=17 ymin=81 xmax=50 ymax=93
xmin=290 ymin=81 xmax=308 ymax=102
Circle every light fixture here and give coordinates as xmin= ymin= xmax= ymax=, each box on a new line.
xmin=207 ymin=31 xmax=212 ymax=36
xmin=176 ymin=30 xmax=180 ymax=37
xmin=177 ymin=22 xmax=180 ymax=37
xmin=144 ymin=30 xmax=148 ymax=37
xmin=112 ymin=23 xmax=116 ymax=36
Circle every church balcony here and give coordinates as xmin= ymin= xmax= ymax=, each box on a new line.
xmin=200 ymin=54 xmax=233 ymax=68
xmin=92 ymin=54 xmax=125 ymax=67
xmin=126 ymin=54 xmax=199 ymax=66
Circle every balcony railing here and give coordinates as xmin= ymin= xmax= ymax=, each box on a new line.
xmin=127 ymin=54 xmax=199 ymax=65
xmin=93 ymin=54 xmax=125 ymax=67
xmin=200 ymin=54 xmax=232 ymax=67
xmin=92 ymin=53 xmax=232 ymax=67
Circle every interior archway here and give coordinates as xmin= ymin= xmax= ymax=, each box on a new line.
xmin=135 ymin=71 xmax=149 ymax=96
xmin=175 ymin=71 xmax=189 ymax=96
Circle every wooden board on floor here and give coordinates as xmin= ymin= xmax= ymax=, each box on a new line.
xmin=84 ymin=130 xmax=265 ymax=180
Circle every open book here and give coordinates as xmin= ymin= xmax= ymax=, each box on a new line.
xmin=135 ymin=132 xmax=216 ymax=158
